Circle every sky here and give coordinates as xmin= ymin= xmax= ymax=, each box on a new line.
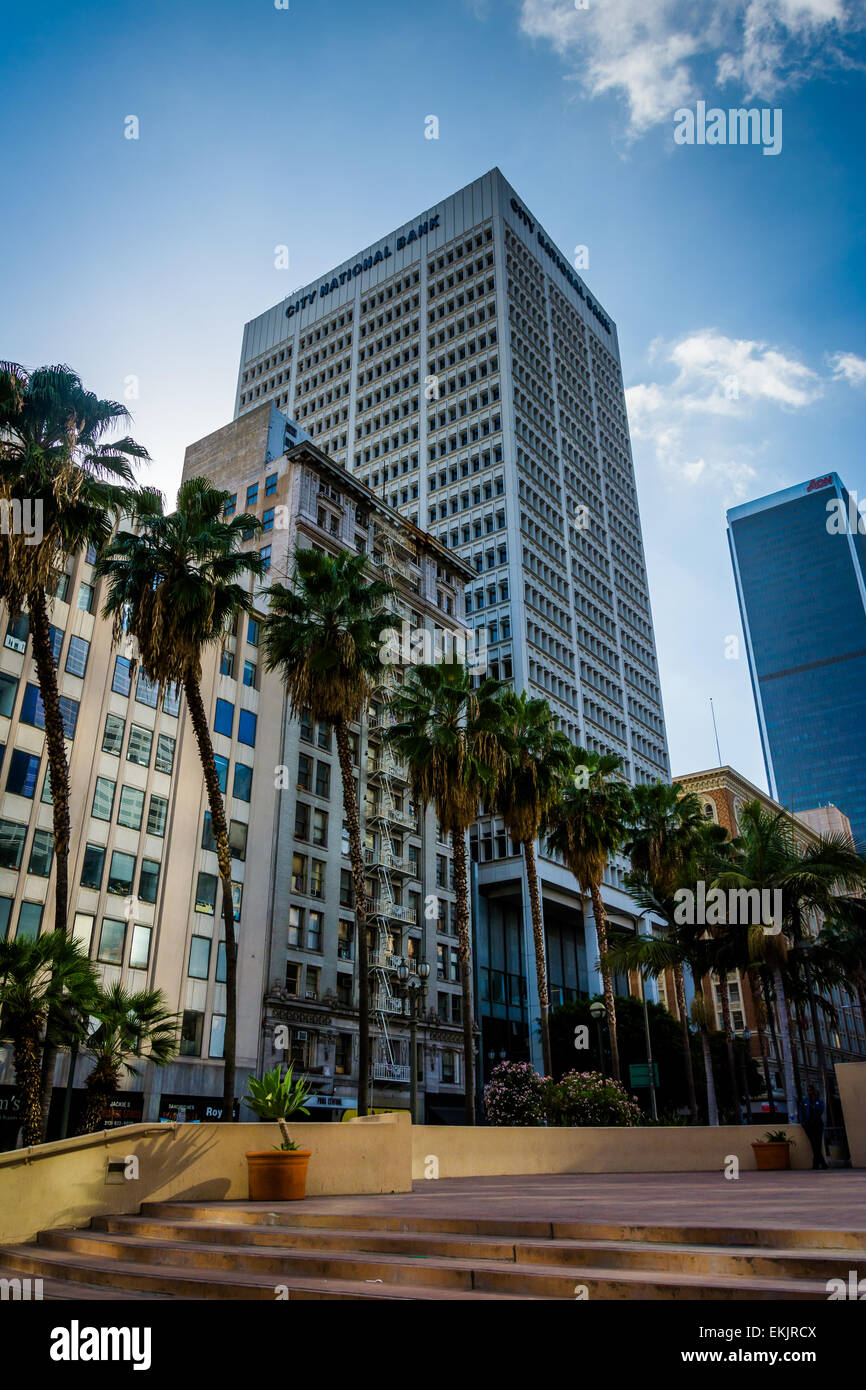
xmin=2 ymin=0 xmax=865 ymax=793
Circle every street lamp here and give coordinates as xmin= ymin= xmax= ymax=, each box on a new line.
xmin=397 ymin=958 xmax=429 ymax=1124
xmin=589 ymin=1000 xmax=605 ymax=1076
xmin=740 ymin=1028 xmax=752 ymax=1123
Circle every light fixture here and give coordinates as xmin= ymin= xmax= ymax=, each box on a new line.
xmin=589 ymin=1001 xmax=605 ymax=1020
xmin=397 ymin=962 xmax=410 ymax=985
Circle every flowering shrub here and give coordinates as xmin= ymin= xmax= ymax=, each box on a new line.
xmin=483 ymin=1060 xmax=547 ymax=1126
xmin=544 ymin=1070 xmax=643 ymax=1127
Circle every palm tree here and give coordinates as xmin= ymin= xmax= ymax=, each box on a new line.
xmin=690 ymin=988 xmax=720 ymax=1126
xmin=0 ymin=932 xmax=98 ymax=1145
xmin=625 ymin=782 xmax=710 ymax=1118
xmin=493 ymin=691 xmax=573 ymax=1076
xmin=386 ymin=660 xmax=505 ymax=1124
xmin=76 ymin=983 xmax=179 ymax=1135
xmin=262 ymin=546 xmax=397 ymax=1118
xmin=818 ymin=904 xmax=866 ymax=1031
xmin=713 ymin=800 xmax=866 ymax=1122
xmin=0 ymin=364 xmax=147 ymax=942
xmin=0 ymin=364 xmax=147 ymax=1138
xmin=546 ymin=750 xmax=632 ymax=1082
xmin=96 ymin=478 xmax=263 ymax=1118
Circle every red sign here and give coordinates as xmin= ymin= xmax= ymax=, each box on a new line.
xmin=807 ymin=475 xmax=833 ymax=492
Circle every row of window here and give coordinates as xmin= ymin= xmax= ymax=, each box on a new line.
xmin=111 ymin=658 xmax=181 ymax=714
xmin=0 ymin=676 xmax=79 ymax=739
xmin=224 ymin=475 xmax=278 ymax=516
xmin=91 ymin=777 xmax=168 ymax=836
xmin=102 ymin=714 xmax=175 ymax=773
xmin=79 ymin=841 xmax=161 ymax=901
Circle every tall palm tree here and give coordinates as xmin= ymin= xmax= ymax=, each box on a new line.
xmin=713 ymin=800 xmax=866 ymax=1122
xmin=0 ymin=932 xmax=99 ymax=1145
xmin=76 ymin=983 xmax=179 ymax=1135
xmin=818 ymin=905 xmax=866 ymax=1032
xmin=493 ymin=690 xmax=573 ymax=1076
xmin=96 ymin=478 xmax=263 ymax=1118
xmin=690 ymin=989 xmax=720 ymax=1126
xmin=0 ymin=364 xmax=147 ymax=942
xmin=546 ymin=750 xmax=632 ymax=1082
xmin=0 ymin=364 xmax=147 ymax=1138
xmin=625 ymin=782 xmax=710 ymax=1118
xmin=262 ymin=546 xmax=397 ymax=1118
xmin=386 ymin=660 xmax=505 ymax=1124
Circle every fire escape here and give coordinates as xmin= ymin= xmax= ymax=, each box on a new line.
xmin=364 ymin=521 xmax=421 ymax=1085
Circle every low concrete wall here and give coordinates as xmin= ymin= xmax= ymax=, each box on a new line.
xmin=837 ymin=1062 xmax=866 ymax=1167
xmin=0 ymin=1113 xmax=411 ymax=1247
xmin=411 ymin=1123 xmax=811 ymax=1180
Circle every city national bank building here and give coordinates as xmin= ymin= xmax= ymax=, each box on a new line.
xmin=234 ymin=168 xmax=670 ymax=1094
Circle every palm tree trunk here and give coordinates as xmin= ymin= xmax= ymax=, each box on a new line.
xmin=771 ymin=963 xmax=797 ymax=1122
xmin=76 ymin=1087 xmax=111 ymax=1136
xmin=334 ymin=717 xmax=370 ymax=1118
xmin=30 ymin=586 xmax=72 ymax=1140
xmin=673 ymin=965 xmax=698 ymax=1121
xmin=15 ymin=1032 xmax=44 ymax=1147
xmin=715 ymin=972 xmax=743 ymax=1123
xmin=183 ymin=675 xmax=237 ymax=1120
xmin=748 ymin=971 xmax=776 ymax=1117
xmin=589 ymin=881 xmax=620 ymax=1082
xmin=700 ymin=1027 xmax=719 ymax=1126
xmin=451 ymin=828 xmax=475 ymax=1124
xmin=522 ymin=839 xmax=551 ymax=1077
xmin=855 ymin=974 xmax=866 ymax=1035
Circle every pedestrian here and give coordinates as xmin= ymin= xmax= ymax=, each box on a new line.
xmin=800 ymin=1084 xmax=828 ymax=1169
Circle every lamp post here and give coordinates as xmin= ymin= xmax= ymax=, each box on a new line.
xmin=589 ymin=1000 xmax=605 ymax=1076
xmin=740 ymin=1028 xmax=752 ymax=1124
xmin=397 ymin=959 xmax=429 ymax=1124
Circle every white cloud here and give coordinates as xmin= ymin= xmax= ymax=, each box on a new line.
xmin=669 ymin=330 xmax=824 ymax=408
xmin=519 ymin=0 xmax=865 ymax=132
xmin=624 ymin=330 xmax=828 ymax=495
xmin=829 ymin=350 xmax=866 ymax=386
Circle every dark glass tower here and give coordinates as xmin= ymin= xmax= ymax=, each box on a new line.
xmin=727 ymin=473 xmax=866 ymax=847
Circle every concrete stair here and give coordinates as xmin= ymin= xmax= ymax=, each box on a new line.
xmin=1 ymin=1201 xmax=862 ymax=1300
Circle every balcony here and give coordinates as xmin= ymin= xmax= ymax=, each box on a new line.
xmin=370 ymin=804 xmax=416 ymax=832
xmin=364 ymin=847 xmax=412 ymax=875
xmin=372 ymin=1062 xmax=411 ymax=1083
xmin=367 ymin=755 xmax=409 ymax=783
xmin=371 ymin=950 xmax=404 ymax=972
xmin=369 ymin=902 xmax=417 ymax=925
xmin=371 ymin=992 xmax=403 ymax=1016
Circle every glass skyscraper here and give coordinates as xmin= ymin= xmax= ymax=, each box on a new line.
xmin=728 ymin=473 xmax=866 ymax=847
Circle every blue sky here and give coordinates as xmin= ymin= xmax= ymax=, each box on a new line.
xmin=3 ymin=0 xmax=865 ymax=795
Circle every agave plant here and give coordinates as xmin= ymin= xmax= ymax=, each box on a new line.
xmin=244 ymin=1063 xmax=312 ymax=1150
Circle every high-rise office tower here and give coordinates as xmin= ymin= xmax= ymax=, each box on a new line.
xmin=0 ymin=406 xmax=472 ymax=1133
xmin=728 ymin=472 xmax=866 ymax=848
xmin=236 ymin=169 xmax=670 ymax=1078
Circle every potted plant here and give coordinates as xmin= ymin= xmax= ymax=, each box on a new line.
xmin=752 ymin=1128 xmax=796 ymax=1171
xmin=243 ymin=1063 xmax=313 ymax=1200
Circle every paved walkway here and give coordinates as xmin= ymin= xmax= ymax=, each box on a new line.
xmin=281 ymin=1171 xmax=866 ymax=1231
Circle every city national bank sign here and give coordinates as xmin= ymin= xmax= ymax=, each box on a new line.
xmin=285 ymin=214 xmax=442 ymax=319
xmin=509 ymin=198 xmax=612 ymax=335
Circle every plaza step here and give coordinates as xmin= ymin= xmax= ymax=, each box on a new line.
xmin=0 ymin=1200 xmax=861 ymax=1300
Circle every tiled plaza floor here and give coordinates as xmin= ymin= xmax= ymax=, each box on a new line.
xmin=274 ymin=1170 xmax=866 ymax=1230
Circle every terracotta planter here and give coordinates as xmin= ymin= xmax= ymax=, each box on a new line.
xmin=752 ymin=1141 xmax=792 ymax=1171
xmin=245 ymin=1149 xmax=311 ymax=1200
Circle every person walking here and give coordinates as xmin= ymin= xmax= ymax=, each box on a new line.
xmin=800 ymin=1084 xmax=829 ymax=1169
